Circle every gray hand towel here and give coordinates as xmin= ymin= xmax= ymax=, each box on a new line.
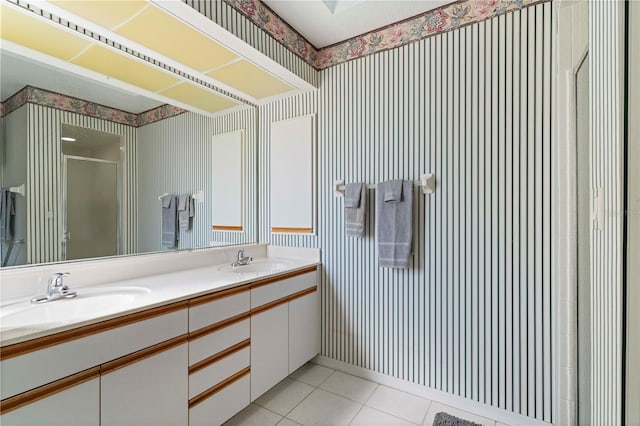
xmin=0 ymin=189 xmax=16 ymax=242
xmin=161 ymin=194 xmax=177 ymax=248
xmin=177 ymin=194 xmax=192 ymax=232
xmin=345 ymin=183 xmax=367 ymax=238
xmin=384 ymin=179 xmax=403 ymax=202
xmin=344 ymin=182 xmax=363 ymax=208
xmin=376 ymin=180 xmax=413 ymax=268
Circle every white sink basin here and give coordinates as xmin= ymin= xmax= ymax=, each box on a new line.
xmin=217 ymin=258 xmax=293 ymax=274
xmin=0 ymin=286 xmax=151 ymax=330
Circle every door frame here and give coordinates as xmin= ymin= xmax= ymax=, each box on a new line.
xmin=624 ymin=1 xmax=639 ymax=423
xmin=62 ymin=154 xmax=122 ymax=260
xmin=553 ymin=2 xmax=589 ymax=424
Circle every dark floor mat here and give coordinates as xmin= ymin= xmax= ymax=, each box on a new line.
xmin=431 ymin=412 xmax=483 ymax=426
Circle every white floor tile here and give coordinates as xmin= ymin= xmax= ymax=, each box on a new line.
xmin=366 ymin=385 xmax=431 ymax=425
xmin=496 ymin=422 xmax=511 ymax=426
xmin=319 ymin=370 xmax=378 ymax=403
xmin=223 ymin=404 xmax=282 ymax=426
xmin=422 ymin=402 xmax=495 ymax=426
xmin=288 ymin=388 xmax=362 ymax=426
xmin=255 ymin=378 xmax=315 ymax=416
xmin=277 ymin=418 xmax=302 ymax=426
xmin=289 ymin=363 xmax=335 ymax=387
xmin=350 ymin=406 xmax=418 ymax=425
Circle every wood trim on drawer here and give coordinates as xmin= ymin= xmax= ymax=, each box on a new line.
xmin=188 ymin=284 xmax=250 ymax=308
xmin=101 ymin=334 xmax=188 ymax=376
xmin=251 ymin=286 xmax=317 ymax=315
xmin=188 ymin=367 xmax=250 ymax=409
xmin=189 ymin=339 xmax=250 ymax=375
xmin=0 ymin=301 xmax=188 ymax=361
xmin=251 ymin=294 xmax=290 ymax=316
xmin=189 ymin=311 xmax=250 ymax=341
xmin=288 ymin=286 xmax=318 ymax=302
xmin=0 ymin=367 xmax=100 ymax=415
xmin=250 ymin=266 xmax=317 ymax=289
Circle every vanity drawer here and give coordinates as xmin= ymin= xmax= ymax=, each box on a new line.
xmin=250 ymin=267 xmax=317 ymax=308
xmin=189 ymin=318 xmax=249 ymax=366
xmin=1 ymin=303 xmax=188 ymax=399
xmin=189 ymin=371 xmax=250 ymax=426
xmin=188 ymin=285 xmax=250 ymax=332
xmin=189 ymin=344 xmax=250 ymax=399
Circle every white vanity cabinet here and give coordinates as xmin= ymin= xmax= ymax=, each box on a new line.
xmin=289 ymin=286 xmax=320 ymax=372
xmin=188 ymin=285 xmax=251 ymax=426
xmin=0 ymin=370 xmax=100 ymax=426
xmin=101 ymin=338 xmax=188 ymax=426
xmin=0 ymin=262 xmax=320 ymax=426
xmin=0 ymin=302 xmax=189 ymax=425
xmin=251 ymin=302 xmax=289 ymax=400
xmin=250 ymin=266 xmax=319 ymax=401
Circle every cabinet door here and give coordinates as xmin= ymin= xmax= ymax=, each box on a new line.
xmin=101 ymin=342 xmax=188 ymax=426
xmin=289 ymin=289 xmax=320 ymax=373
xmin=0 ymin=377 xmax=99 ymax=426
xmin=250 ymin=303 xmax=288 ymax=400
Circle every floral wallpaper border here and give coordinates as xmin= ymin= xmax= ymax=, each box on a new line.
xmin=224 ymin=0 xmax=548 ymax=70
xmin=137 ymin=104 xmax=186 ymax=127
xmin=1 ymin=86 xmax=185 ymax=127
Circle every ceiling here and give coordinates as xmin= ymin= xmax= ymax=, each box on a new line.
xmin=1 ymin=0 xmax=307 ymax=117
xmin=0 ymin=49 xmax=163 ymax=114
xmin=262 ymin=0 xmax=451 ymax=48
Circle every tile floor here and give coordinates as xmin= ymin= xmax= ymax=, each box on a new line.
xmin=223 ymin=362 xmax=501 ymax=426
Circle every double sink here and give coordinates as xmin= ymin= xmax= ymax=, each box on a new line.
xmin=0 ymin=258 xmax=294 ymax=333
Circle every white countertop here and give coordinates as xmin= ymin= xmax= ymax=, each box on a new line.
xmin=0 ymin=256 xmax=319 ymax=347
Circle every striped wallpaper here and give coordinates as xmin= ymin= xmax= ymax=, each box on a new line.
xmin=137 ymin=107 xmax=257 ymax=251
xmin=25 ymin=104 xmax=137 ymax=264
xmin=258 ymin=2 xmax=554 ymax=422
xmin=589 ymin=1 xmax=625 ymax=424
xmin=183 ymin=0 xmax=318 ymax=88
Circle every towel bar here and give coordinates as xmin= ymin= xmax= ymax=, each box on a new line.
xmin=9 ymin=184 xmax=25 ymax=197
xmin=158 ymin=190 xmax=205 ymax=202
xmin=334 ymin=174 xmax=435 ymax=197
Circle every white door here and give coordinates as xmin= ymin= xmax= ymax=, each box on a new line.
xmin=626 ymin=1 xmax=640 ymax=423
xmin=101 ymin=343 xmax=188 ymax=426
xmin=0 ymin=378 xmax=99 ymax=426
xmin=289 ymin=291 xmax=320 ymax=373
xmin=64 ymin=156 xmax=119 ymax=260
xmin=250 ymin=304 xmax=288 ymax=400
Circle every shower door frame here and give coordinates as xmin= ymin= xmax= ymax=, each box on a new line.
xmin=62 ymin=154 xmax=122 ymax=261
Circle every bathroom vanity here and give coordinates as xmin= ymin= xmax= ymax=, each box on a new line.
xmin=0 ymin=245 xmax=320 ymax=426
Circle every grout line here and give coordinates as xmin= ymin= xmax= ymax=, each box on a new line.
xmin=362 ymin=383 xmax=380 ymax=405
xmin=348 ymin=404 xmax=367 ymax=425
xmin=251 ymin=402 xmax=287 ymax=421
xmin=278 ymin=377 xmax=320 ymax=418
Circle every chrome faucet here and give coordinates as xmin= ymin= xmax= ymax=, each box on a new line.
xmin=232 ymin=250 xmax=253 ymax=267
xmin=31 ymin=272 xmax=77 ymax=304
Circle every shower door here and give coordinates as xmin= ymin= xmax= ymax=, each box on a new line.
xmin=63 ymin=155 xmax=120 ymax=261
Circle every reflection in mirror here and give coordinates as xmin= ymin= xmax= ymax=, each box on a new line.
xmin=0 ymin=49 xmax=257 ymax=268
xmin=62 ymin=125 xmax=121 ymax=261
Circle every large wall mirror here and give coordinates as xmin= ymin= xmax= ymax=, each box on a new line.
xmin=0 ymin=48 xmax=258 ymax=268
xmin=0 ymin=0 xmax=291 ymax=268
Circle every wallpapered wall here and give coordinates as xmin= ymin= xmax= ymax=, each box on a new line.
xmin=255 ymin=2 xmax=554 ymax=422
